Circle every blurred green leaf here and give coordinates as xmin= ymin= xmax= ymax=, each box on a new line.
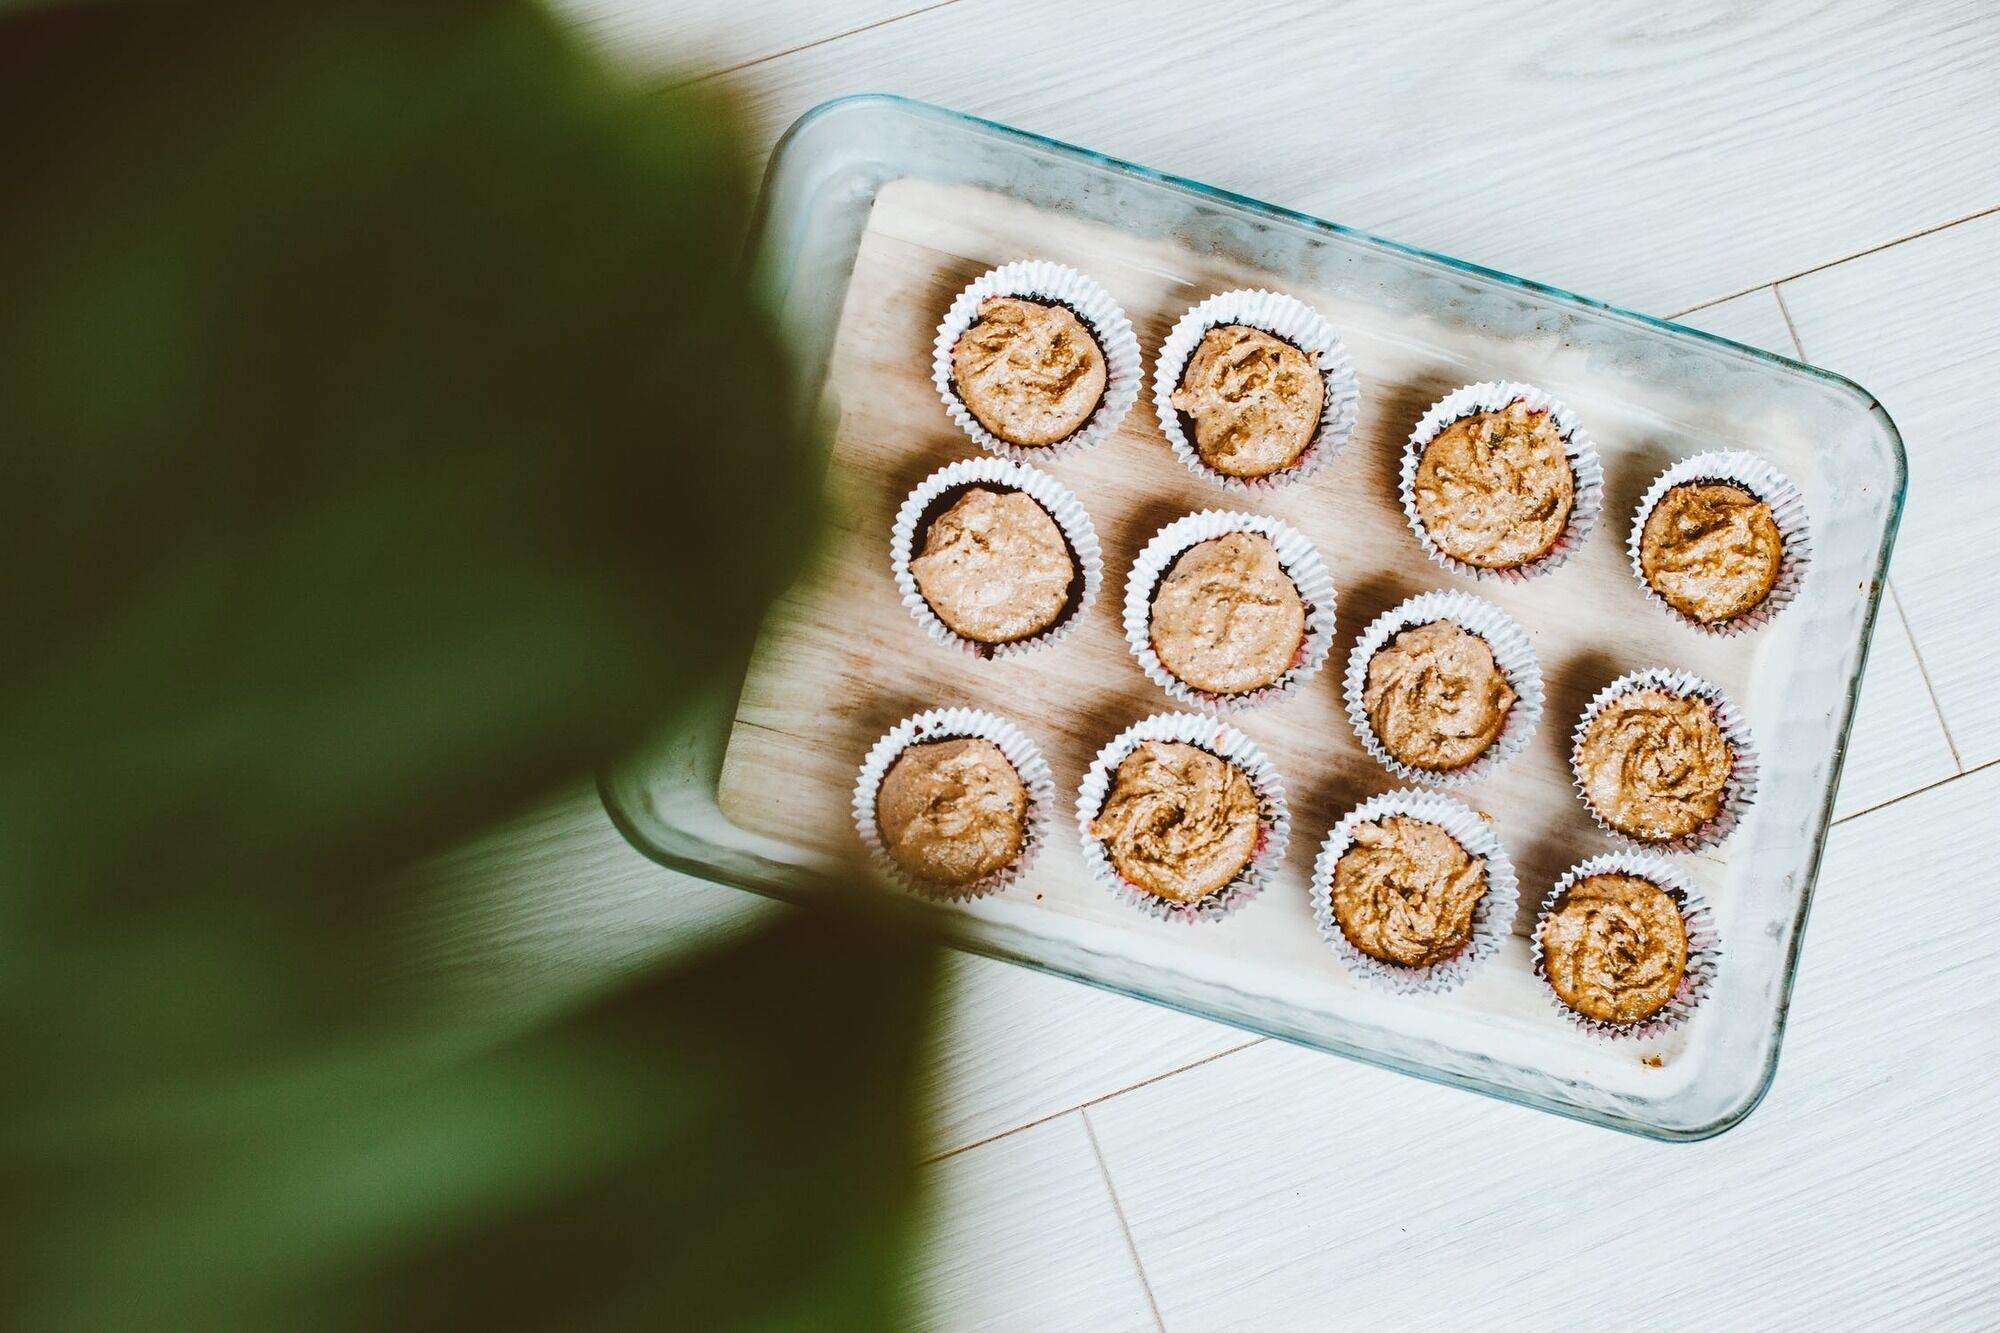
xmin=0 ymin=3 xmax=934 ymax=1328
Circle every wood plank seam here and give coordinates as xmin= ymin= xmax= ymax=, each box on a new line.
xmin=1883 ymin=583 xmax=1964 ymax=768
xmin=1673 ymin=199 xmax=2000 ymax=316
xmin=675 ymin=0 xmax=967 ymax=89
xmin=1081 ymin=1108 xmax=1168 ymax=1333
xmin=926 ymin=1037 xmax=1264 ymax=1165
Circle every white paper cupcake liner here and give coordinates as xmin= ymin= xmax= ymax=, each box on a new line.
xmin=1627 ymin=450 xmax=1813 ymax=636
xmin=1075 ymin=712 xmax=1290 ymax=924
xmin=1569 ymin=668 xmax=1760 ymax=854
xmin=1122 ymin=510 xmax=1337 ymax=714
xmin=890 ymin=457 xmax=1103 ymax=660
xmin=1399 ymin=381 xmax=1604 ymax=582
xmin=1310 ymin=788 xmax=1519 ymax=995
xmin=1343 ymin=590 xmax=1544 ymax=788
xmin=933 ymin=260 xmax=1141 ymax=463
xmin=1531 ymin=852 xmax=1720 ymax=1042
xmin=1150 ymin=288 xmax=1361 ymax=491
xmin=852 ymin=708 xmax=1056 ymax=902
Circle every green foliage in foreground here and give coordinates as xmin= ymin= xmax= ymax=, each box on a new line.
xmin=0 ymin=3 xmax=934 ymax=1328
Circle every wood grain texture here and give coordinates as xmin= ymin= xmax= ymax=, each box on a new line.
xmin=1085 ymin=762 xmax=2000 ymax=1332
xmin=1780 ymin=209 xmax=2000 ymax=769
xmin=911 ymin=1113 xmax=1158 ymax=1332
xmin=717 ymin=0 xmax=2000 ymax=313
xmin=1674 ymin=291 xmax=1959 ymax=818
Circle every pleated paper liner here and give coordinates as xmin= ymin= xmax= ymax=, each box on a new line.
xmin=1398 ymin=380 xmax=1604 ymax=582
xmin=1150 ymin=287 xmax=1361 ymax=491
xmin=1122 ymin=509 xmax=1336 ymax=714
xmin=1569 ymin=668 xmax=1760 ymax=855
xmin=852 ymin=707 xmax=1055 ymax=902
xmin=1309 ymin=788 xmax=1519 ymax=995
xmin=1075 ymin=712 xmax=1289 ymax=924
xmin=1627 ymin=449 xmax=1813 ymax=636
xmin=1342 ymin=589 xmax=1542 ymax=788
xmin=1531 ymin=851 xmax=1720 ymax=1042
xmin=890 ymin=457 xmax=1102 ymax=660
xmin=932 ymin=260 xmax=1141 ymax=463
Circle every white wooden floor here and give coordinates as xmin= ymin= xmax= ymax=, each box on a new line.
xmin=423 ymin=4 xmax=2000 ymax=1327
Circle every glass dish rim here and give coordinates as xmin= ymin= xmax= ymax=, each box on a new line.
xmin=601 ymin=92 xmax=1909 ymax=1142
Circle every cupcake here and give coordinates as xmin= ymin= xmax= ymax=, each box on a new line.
xmin=1152 ymin=289 xmax=1360 ymax=490
xmin=933 ymin=261 xmax=1140 ymax=462
xmin=951 ymin=297 xmax=1106 ymax=448
xmin=1401 ymin=382 xmax=1602 ymax=579
xmin=1630 ymin=451 xmax=1811 ymax=634
xmin=1310 ymin=789 xmax=1518 ymax=993
xmin=1345 ymin=591 xmax=1543 ymax=787
xmin=1170 ymin=326 xmax=1324 ymax=477
xmin=1091 ymin=741 xmax=1260 ymax=907
xmin=1331 ymin=815 xmax=1486 ymax=968
xmin=913 ymin=488 xmax=1073 ymax=642
xmin=876 ymin=738 xmax=1027 ymax=886
xmin=853 ymin=708 xmax=1055 ymax=899
xmin=1151 ymin=532 xmax=1303 ymax=694
xmin=1077 ymin=713 xmax=1289 ymax=923
xmin=1534 ymin=853 xmax=1718 ymax=1038
xmin=1124 ymin=511 xmax=1336 ymax=713
xmin=1571 ymin=670 xmax=1757 ymax=851
xmin=892 ymin=458 xmax=1101 ymax=659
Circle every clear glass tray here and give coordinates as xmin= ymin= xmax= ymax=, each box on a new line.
xmin=602 ymin=95 xmax=1905 ymax=1140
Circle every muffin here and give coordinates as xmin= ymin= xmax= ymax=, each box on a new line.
xmin=1362 ymin=620 xmax=1517 ymax=772
xmin=1330 ymin=814 xmax=1488 ymax=968
xmin=948 ymin=296 xmax=1107 ymax=448
xmin=1411 ymin=397 xmax=1576 ymax=569
xmin=873 ymin=737 xmax=1028 ymax=887
xmin=910 ymin=487 xmax=1077 ymax=644
xmin=1089 ymin=740 xmax=1260 ymax=906
xmin=1638 ymin=481 xmax=1784 ymax=624
xmin=1538 ymin=872 xmax=1689 ymax=1026
xmin=1574 ymin=686 xmax=1733 ymax=843
xmin=1167 ymin=325 xmax=1324 ymax=478
xmin=1148 ymin=532 xmax=1307 ymax=696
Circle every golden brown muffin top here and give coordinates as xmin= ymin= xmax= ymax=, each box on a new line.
xmin=1091 ymin=740 xmax=1260 ymax=905
xmin=1539 ymin=873 xmax=1689 ymax=1024
xmin=910 ymin=487 xmax=1075 ymax=644
xmin=1148 ymin=532 xmax=1306 ymax=696
xmin=1167 ymin=324 xmax=1325 ymax=477
xmin=1575 ymin=688 xmax=1732 ymax=842
xmin=875 ymin=738 xmax=1027 ymax=886
xmin=1413 ymin=399 xmax=1575 ymax=568
xmin=1363 ymin=620 xmax=1517 ymax=772
xmin=1331 ymin=815 xmax=1488 ymax=969
xmin=1640 ymin=481 xmax=1784 ymax=623
xmin=950 ymin=297 xmax=1107 ymax=447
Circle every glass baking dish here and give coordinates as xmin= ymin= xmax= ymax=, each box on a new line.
xmin=601 ymin=94 xmax=1905 ymax=1140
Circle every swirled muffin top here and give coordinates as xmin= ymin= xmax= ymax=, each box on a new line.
xmin=1331 ymin=815 xmax=1488 ymax=969
xmin=1168 ymin=325 xmax=1324 ymax=477
xmin=1539 ymin=873 xmax=1688 ymax=1024
xmin=875 ymin=738 xmax=1028 ymax=887
xmin=1575 ymin=688 xmax=1732 ymax=842
xmin=1090 ymin=741 xmax=1260 ymax=905
xmin=950 ymin=296 xmax=1107 ymax=447
xmin=1640 ymin=481 xmax=1784 ymax=623
xmin=910 ymin=487 xmax=1075 ymax=644
xmin=1148 ymin=532 xmax=1306 ymax=696
xmin=1362 ymin=620 xmax=1516 ymax=771
xmin=1412 ymin=399 xmax=1575 ymax=569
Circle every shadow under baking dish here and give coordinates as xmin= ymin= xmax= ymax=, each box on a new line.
xmin=600 ymin=94 xmax=1906 ymax=1142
